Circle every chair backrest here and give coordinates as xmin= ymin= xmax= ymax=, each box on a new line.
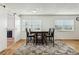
xmin=29 ymin=28 xmax=31 ymax=34
xmin=26 ymin=28 xmax=29 ymax=37
xmin=51 ymin=28 xmax=55 ymax=37
xmin=48 ymin=28 xmax=51 ymax=35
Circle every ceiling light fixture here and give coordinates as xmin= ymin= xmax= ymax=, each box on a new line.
xmin=32 ymin=10 xmax=37 ymax=13
xmin=32 ymin=8 xmax=39 ymax=13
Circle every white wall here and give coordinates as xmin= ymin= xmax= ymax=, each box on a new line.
xmin=20 ymin=15 xmax=79 ymax=39
xmin=0 ymin=6 xmax=7 ymax=51
xmin=7 ymin=14 xmax=15 ymax=30
xmin=14 ymin=15 xmax=21 ymax=42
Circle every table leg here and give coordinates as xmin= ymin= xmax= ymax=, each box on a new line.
xmin=42 ymin=33 xmax=47 ymax=45
xmin=36 ymin=33 xmax=38 ymax=45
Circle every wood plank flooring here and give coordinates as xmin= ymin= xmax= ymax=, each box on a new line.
xmin=0 ymin=39 xmax=79 ymax=55
xmin=63 ymin=40 xmax=79 ymax=53
xmin=0 ymin=39 xmax=26 ymax=55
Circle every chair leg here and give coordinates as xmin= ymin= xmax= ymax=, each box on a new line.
xmin=33 ymin=38 xmax=35 ymax=44
xmin=26 ymin=39 xmax=27 ymax=45
xmin=53 ymin=37 xmax=54 ymax=47
xmin=26 ymin=37 xmax=27 ymax=45
xmin=26 ymin=38 xmax=29 ymax=45
xmin=33 ymin=36 xmax=36 ymax=45
xmin=45 ymin=38 xmax=47 ymax=45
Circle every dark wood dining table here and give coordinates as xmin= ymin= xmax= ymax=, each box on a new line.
xmin=30 ymin=30 xmax=48 ymax=45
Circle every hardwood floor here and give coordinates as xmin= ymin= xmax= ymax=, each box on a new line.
xmin=63 ymin=40 xmax=79 ymax=53
xmin=0 ymin=39 xmax=79 ymax=55
xmin=0 ymin=39 xmax=26 ymax=55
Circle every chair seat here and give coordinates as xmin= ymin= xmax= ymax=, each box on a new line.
xmin=45 ymin=34 xmax=52 ymax=37
xmin=28 ymin=34 xmax=35 ymax=37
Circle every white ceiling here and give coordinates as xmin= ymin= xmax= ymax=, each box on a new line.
xmin=4 ymin=3 xmax=79 ymax=15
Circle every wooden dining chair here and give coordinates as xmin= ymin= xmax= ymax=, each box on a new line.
xmin=45 ymin=28 xmax=55 ymax=47
xmin=25 ymin=28 xmax=36 ymax=45
xmin=51 ymin=28 xmax=55 ymax=47
xmin=45 ymin=28 xmax=51 ymax=41
xmin=29 ymin=28 xmax=36 ymax=44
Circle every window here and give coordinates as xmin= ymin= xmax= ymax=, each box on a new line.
xmin=55 ymin=20 xmax=74 ymax=31
xmin=22 ymin=20 xmax=42 ymax=31
xmin=31 ymin=20 xmax=42 ymax=31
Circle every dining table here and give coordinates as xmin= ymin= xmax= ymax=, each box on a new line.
xmin=30 ymin=30 xmax=48 ymax=45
